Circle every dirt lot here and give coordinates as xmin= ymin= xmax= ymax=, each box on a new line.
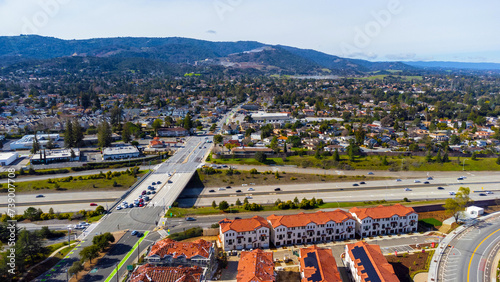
xmin=276 ymin=266 xmax=301 ymax=282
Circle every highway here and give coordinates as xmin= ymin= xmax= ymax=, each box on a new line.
xmin=438 ymin=214 xmax=500 ymax=282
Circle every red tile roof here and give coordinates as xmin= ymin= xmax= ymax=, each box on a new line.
xmin=346 ymin=241 xmax=399 ymax=282
xmin=129 ymin=264 xmax=203 ymax=282
xmin=147 ymin=238 xmax=212 ymax=259
xmin=237 ymin=249 xmax=275 ymax=282
xmin=267 ymin=210 xmax=354 ymax=229
xmin=219 ymin=216 xmax=269 ymax=233
xmin=349 ymin=204 xmax=416 ymax=220
xmin=299 ymin=246 xmax=341 ymax=282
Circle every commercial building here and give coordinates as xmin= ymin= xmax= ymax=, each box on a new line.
xmin=0 ymin=152 xmax=19 ymax=166
xmin=145 ymin=238 xmax=215 ymax=276
xmin=251 ymin=112 xmax=290 ymax=124
xmin=299 ymin=246 xmax=341 ymax=282
xmin=157 ymin=127 xmax=189 ymax=137
xmin=10 ymin=134 xmax=60 ymax=150
xmin=30 ymin=148 xmax=80 ymax=164
xmin=344 ymin=241 xmax=399 ymax=282
xmin=349 ymin=204 xmax=418 ymax=237
xmin=237 ymin=249 xmax=275 ymax=282
xmin=128 ymin=264 xmax=204 ymax=282
xmin=102 ymin=146 xmax=140 ymax=160
xmin=219 ymin=216 xmax=270 ymax=251
xmin=267 ymin=210 xmax=356 ymax=247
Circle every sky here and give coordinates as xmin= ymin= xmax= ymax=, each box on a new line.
xmin=0 ymin=0 xmax=499 ymax=63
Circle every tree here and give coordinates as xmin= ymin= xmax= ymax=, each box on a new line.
xmin=31 ymin=135 xmax=40 ymax=154
xmin=270 ymin=136 xmax=279 ymax=153
xmin=333 ymin=148 xmax=340 ymax=162
xmin=152 ymin=119 xmax=163 ymax=135
xmin=64 ymin=121 xmax=74 ymax=148
xmin=436 ymin=150 xmax=442 ymax=163
xmin=92 ymin=232 xmax=115 ymax=251
xmin=17 ymin=229 xmax=45 ymax=266
xmin=80 ymin=245 xmax=100 ymax=263
xmin=497 ymin=155 xmax=500 ymax=165
xmin=212 ymin=201 xmax=217 ymax=209
xmin=443 ymin=198 xmax=462 ymax=222
xmin=213 ymin=135 xmax=223 ymax=144
xmin=68 ymin=261 xmax=83 ymax=279
xmin=425 ymin=150 xmax=433 ymax=163
xmin=72 ymin=120 xmax=84 ymax=148
xmin=235 ymin=199 xmax=242 ymax=206
xmin=218 ymin=201 xmax=229 ymax=211
xmin=24 ymin=207 xmax=42 ymax=221
xmin=110 ymin=106 xmax=123 ymax=127
xmin=45 ymin=138 xmax=56 ymax=150
xmin=443 ymin=152 xmax=449 ymax=163
xmin=471 ymin=151 xmax=478 ymax=161
xmin=183 ymin=113 xmax=193 ymax=131
xmin=409 ymin=143 xmax=419 ymax=152
xmin=243 ymin=197 xmax=249 ymax=205
xmin=254 ymin=151 xmax=267 ymax=163
xmin=97 ymin=120 xmax=112 ymax=148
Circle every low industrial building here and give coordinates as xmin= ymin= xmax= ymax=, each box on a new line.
xmin=251 ymin=112 xmax=290 ymax=124
xmin=10 ymin=134 xmax=60 ymax=150
xmin=102 ymin=146 xmax=140 ymax=160
xmin=0 ymin=152 xmax=19 ymax=166
xmin=157 ymin=127 xmax=189 ymax=137
xmin=299 ymin=246 xmax=342 ymax=282
xmin=344 ymin=241 xmax=399 ymax=282
xmin=30 ymin=148 xmax=80 ymax=164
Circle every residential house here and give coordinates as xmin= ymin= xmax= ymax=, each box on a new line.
xmin=128 ymin=264 xmax=204 ymax=282
xmin=219 ymin=216 xmax=270 ymax=251
xmin=267 ymin=210 xmax=356 ymax=247
xmin=299 ymin=246 xmax=342 ymax=282
xmin=349 ymin=204 xmax=418 ymax=237
xmin=237 ymin=249 xmax=275 ymax=282
xmin=344 ymin=241 xmax=399 ymax=282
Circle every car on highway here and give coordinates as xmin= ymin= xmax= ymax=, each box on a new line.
xmin=359 ymin=182 xmax=366 ymax=185
xmin=236 ymin=190 xmax=242 ymax=193
xmin=437 ymin=187 xmax=445 ymax=190
xmin=352 ymin=183 xmax=359 ymax=186
xmin=247 ymin=188 xmax=255 ymax=191
xmin=479 ymin=193 xmax=487 ymax=196
xmin=168 ymin=180 xmax=173 ymax=183
xmin=218 ymin=187 xmax=226 ymax=191
xmin=457 ymin=177 xmax=464 ymax=180
xmin=185 ymin=217 xmax=196 ymax=221
xmin=209 ymin=190 xmax=215 ymax=193
xmin=404 ymin=188 xmax=412 ymax=191
xmin=449 ymin=192 xmax=456 ymax=195
xmin=424 ymin=181 xmax=430 ymax=184
xmin=486 ymin=191 xmax=494 ymax=194
xmin=368 ymin=172 xmax=374 ymax=175
xmin=226 ymin=186 xmax=231 ymax=189
xmin=414 ymin=180 xmax=421 ymax=183
xmin=274 ymin=188 xmax=281 ymax=191
xmin=427 ymin=177 xmax=433 ymax=180
xmin=396 ymin=179 xmax=402 ymax=182
xmin=222 ymin=165 xmax=228 ymax=168
xmin=246 ymin=196 xmax=252 ymax=199
xmin=36 ymin=194 xmax=44 ymax=198
xmin=131 ymin=230 xmax=138 ymax=236
xmin=90 ymin=203 xmax=97 ymax=206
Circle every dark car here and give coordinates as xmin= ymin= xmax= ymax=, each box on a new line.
xmin=36 ymin=194 xmax=44 ymax=198
xmin=146 ymin=191 xmax=151 ymax=195
xmin=479 ymin=193 xmax=487 ymax=196
xmin=359 ymin=182 xmax=366 ymax=185
xmin=151 ymin=191 xmax=156 ymax=194
xmin=136 ymin=232 xmax=143 ymax=237
xmin=236 ymin=190 xmax=242 ymax=193
xmin=274 ymin=188 xmax=281 ymax=191
xmin=235 ymin=217 xmax=241 ymax=219
xmin=437 ymin=187 xmax=445 ymax=190
xmin=131 ymin=230 xmax=138 ymax=236
xmin=424 ymin=181 xmax=430 ymax=184
xmin=185 ymin=217 xmax=196 ymax=221
xmin=226 ymin=186 xmax=231 ymax=189
xmin=141 ymin=190 xmax=147 ymax=195
xmin=157 ymin=181 xmax=162 ymax=184
xmin=209 ymin=190 xmax=215 ymax=193
xmin=352 ymin=183 xmax=359 ymax=186
xmin=151 ymin=182 xmax=156 ymax=185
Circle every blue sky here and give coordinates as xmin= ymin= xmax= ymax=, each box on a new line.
xmin=0 ymin=0 xmax=499 ymax=62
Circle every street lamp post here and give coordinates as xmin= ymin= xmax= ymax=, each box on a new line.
xmin=463 ymin=158 xmax=468 ymax=171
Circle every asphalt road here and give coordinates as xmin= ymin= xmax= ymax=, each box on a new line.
xmin=438 ymin=214 xmax=500 ymax=282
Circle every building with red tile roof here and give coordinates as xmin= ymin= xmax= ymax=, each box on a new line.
xmin=267 ymin=210 xmax=356 ymax=247
xmin=299 ymin=246 xmax=341 ymax=282
xmin=349 ymin=204 xmax=418 ymax=237
xmin=237 ymin=249 xmax=275 ymax=282
xmin=128 ymin=264 xmax=203 ymax=282
xmin=145 ymin=239 xmax=215 ymax=273
xmin=344 ymin=241 xmax=399 ymax=282
xmin=219 ymin=216 xmax=270 ymax=251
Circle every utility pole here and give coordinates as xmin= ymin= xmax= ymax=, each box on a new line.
xmin=115 ymin=263 xmax=119 ymax=282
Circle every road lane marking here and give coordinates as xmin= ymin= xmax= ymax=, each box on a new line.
xmin=467 ymin=228 xmax=500 ymax=282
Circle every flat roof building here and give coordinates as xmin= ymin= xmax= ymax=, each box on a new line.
xmin=251 ymin=112 xmax=290 ymax=123
xmin=10 ymin=134 xmax=60 ymax=150
xmin=102 ymin=146 xmax=140 ymax=160
xmin=0 ymin=152 xmax=19 ymax=166
xmin=31 ymin=148 xmax=80 ymax=164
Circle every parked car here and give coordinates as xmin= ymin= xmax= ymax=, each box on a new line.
xmin=142 ymin=190 xmax=147 ymax=195
xmin=157 ymin=181 xmax=162 ymax=184
xmin=151 ymin=191 xmax=156 ymax=194
xmin=116 ymin=206 xmax=122 ymax=210
xmin=131 ymin=230 xmax=138 ymax=236
xmin=151 ymin=182 xmax=156 ymax=185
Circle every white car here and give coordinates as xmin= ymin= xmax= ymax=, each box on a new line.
xmin=449 ymin=192 xmax=456 ymax=195
xmin=116 ymin=206 xmax=122 ymax=210
xmin=247 ymin=188 xmax=255 ymax=191
xmin=218 ymin=187 xmax=226 ymax=191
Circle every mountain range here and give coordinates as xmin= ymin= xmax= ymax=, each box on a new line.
xmin=0 ymin=35 xmax=498 ymax=75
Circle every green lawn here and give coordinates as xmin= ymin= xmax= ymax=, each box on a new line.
xmin=5 ymin=171 xmax=146 ymax=193
xmin=419 ymin=218 xmax=443 ymax=226
xmin=212 ymin=155 xmax=500 ymax=171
